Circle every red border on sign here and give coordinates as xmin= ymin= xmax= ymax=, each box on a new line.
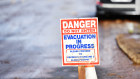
xmin=61 ymin=18 xmax=99 ymax=66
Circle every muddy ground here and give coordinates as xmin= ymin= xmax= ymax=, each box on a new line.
xmin=97 ymin=17 xmax=140 ymax=79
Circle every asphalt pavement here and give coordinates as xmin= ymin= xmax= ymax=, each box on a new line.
xmin=0 ymin=0 xmax=96 ymax=78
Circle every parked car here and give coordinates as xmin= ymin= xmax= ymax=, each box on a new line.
xmin=96 ymin=0 xmax=140 ymax=15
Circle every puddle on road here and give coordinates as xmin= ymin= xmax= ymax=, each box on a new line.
xmin=0 ymin=60 xmax=10 ymax=64
xmin=47 ymin=67 xmax=78 ymax=79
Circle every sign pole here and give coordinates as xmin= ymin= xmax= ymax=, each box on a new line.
xmin=78 ymin=66 xmax=85 ymax=79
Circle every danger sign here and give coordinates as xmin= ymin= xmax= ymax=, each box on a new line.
xmin=61 ymin=18 xmax=99 ymax=66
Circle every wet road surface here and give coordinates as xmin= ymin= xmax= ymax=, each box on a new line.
xmin=0 ymin=0 xmax=95 ymax=78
